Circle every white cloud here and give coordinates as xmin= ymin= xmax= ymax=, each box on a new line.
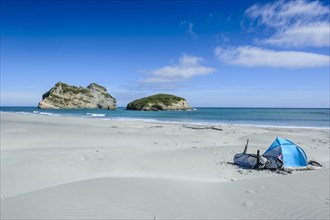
xmin=245 ymin=0 xmax=329 ymax=27
xmin=181 ymin=21 xmax=197 ymax=40
xmin=245 ymin=0 xmax=330 ymax=48
xmin=263 ymin=22 xmax=330 ymax=47
xmin=141 ymin=54 xmax=215 ymax=83
xmin=214 ymin=46 xmax=330 ymax=68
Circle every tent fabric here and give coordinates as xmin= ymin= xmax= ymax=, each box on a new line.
xmin=263 ymin=137 xmax=308 ymax=167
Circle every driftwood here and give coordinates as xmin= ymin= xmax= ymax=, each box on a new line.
xmin=149 ymin=126 xmax=163 ymax=129
xmin=183 ymin=125 xmax=223 ymax=131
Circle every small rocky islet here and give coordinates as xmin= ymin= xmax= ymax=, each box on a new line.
xmin=126 ymin=94 xmax=192 ymax=111
xmin=38 ymin=82 xmax=117 ymax=109
xmin=38 ymin=82 xmax=192 ymax=111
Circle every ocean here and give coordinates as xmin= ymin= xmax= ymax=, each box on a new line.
xmin=1 ymin=107 xmax=329 ymax=128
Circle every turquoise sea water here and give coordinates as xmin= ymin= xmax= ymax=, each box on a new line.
xmin=1 ymin=107 xmax=329 ymax=128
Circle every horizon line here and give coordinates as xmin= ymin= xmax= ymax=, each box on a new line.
xmin=1 ymin=106 xmax=329 ymax=109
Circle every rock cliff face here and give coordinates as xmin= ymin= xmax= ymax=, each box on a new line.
xmin=126 ymin=94 xmax=192 ymax=111
xmin=38 ymin=82 xmax=117 ymax=109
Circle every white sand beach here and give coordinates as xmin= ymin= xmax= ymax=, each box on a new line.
xmin=1 ymin=112 xmax=329 ymax=219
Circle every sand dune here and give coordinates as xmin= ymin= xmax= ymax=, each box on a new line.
xmin=2 ymin=171 xmax=329 ymax=219
xmin=1 ymin=112 xmax=329 ymax=219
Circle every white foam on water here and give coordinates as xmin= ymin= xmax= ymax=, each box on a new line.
xmin=86 ymin=113 xmax=106 ymax=117
xmin=38 ymin=112 xmax=61 ymax=117
xmin=15 ymin=111 xmax=33 ymax=115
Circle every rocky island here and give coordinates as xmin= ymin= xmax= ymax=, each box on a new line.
xmin=126 ymin=94 xmax=192 ymax=111
xmin=38 ymin=82 xmax=117 ymax=109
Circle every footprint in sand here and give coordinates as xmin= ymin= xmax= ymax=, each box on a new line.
xmin=245 ymin=189 xmax=255 ymax=194
xmin=80 ymin=156 xmax=90 ymax=161
xmin=242 ymin=200 xmax=254 ymax=207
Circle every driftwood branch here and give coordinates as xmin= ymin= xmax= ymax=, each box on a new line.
xmin=183 ymin=125 xmax=223 ymax=131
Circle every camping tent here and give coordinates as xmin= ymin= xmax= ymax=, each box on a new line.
xmin=263 ymin=137 xmax=308 ymax=167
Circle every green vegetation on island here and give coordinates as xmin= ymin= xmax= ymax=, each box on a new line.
xmin=126 ymin=94 xmax=192 ymax=111
xmin=38 ymin=82 xmax=117 ymax=109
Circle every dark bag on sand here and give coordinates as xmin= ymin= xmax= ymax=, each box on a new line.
xmin=233 ymin=140 xmax=283 ymax=169
xmin=234 ymin=151 xmax=267 ymax=169
xmin=234 ymin=152 xmax=283 ymax=169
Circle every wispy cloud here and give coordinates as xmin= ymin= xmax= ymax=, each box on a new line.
xmin=215 ymin=1 xmax=330 ymax=68
xmin=215 ymin=32 xmax=229 ymax=43
xmin=141 ymin=54 xmax=215 ymax=84
xmin=181 ymin=21 xmax=197 ymax=40
xmin=262 ymin=22 xmax=329 ymax=47
xmin=245 ymin=0 xmax=330 ymax=48
xmin=214 ymin=46 xmax=329 ymax=68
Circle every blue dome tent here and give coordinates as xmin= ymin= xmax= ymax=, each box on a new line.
xmin=263 ymin=137 xmax=308 ymax=167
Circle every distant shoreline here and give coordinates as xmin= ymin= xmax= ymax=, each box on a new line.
xmin=0 ymin=107 xmax=330 ymax=130
xmin=1 ymin=106 xmax=330 ymax=109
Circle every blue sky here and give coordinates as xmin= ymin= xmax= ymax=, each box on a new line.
xmin=1 ymin=0 xmax=329 ymax=107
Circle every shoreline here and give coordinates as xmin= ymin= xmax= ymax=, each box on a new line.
xmin=2 ymin=111 xmax=329 ymax=130
xmin=1 ymin=112 xmax=329 ymax=219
